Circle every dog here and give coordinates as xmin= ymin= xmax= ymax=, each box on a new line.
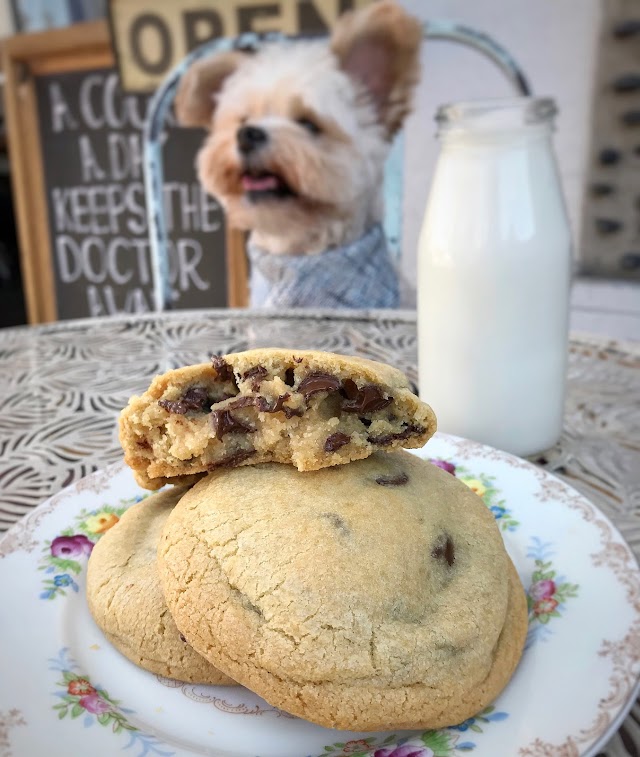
xmin=175 ymin=1 xmax=422 ymax=308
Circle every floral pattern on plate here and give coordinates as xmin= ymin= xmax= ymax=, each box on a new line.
xmin=38 ymin=498 xmax=144 ymax=600
xmin=50 ymin=648 xmax=174 ymax=757
xmin=316 ymin=706 xmax=509 ymax=757
xmin=525 ymin=537 xmax=580 ymax=648
xmin=428 ymin=459 xmax=519 ymax=532
xmin=0 ymin=708 xmax=26 ymax=753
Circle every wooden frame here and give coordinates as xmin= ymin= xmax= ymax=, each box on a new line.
xmin=2 ymin=19 xmax=247 ymax=323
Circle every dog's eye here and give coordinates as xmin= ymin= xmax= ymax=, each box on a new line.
xmin=297 ymin=117 xmax=321 ymax=135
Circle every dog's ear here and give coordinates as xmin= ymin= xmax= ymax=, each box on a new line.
xmin=331 ymin=1 xmax=422 ymax=138
xmin=175 ymin=51 xmax=247 ymax=129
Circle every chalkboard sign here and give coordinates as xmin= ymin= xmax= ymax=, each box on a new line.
xmin=35 ymin=67 xmax=226 ymax=319
xmin=2 ymin=20 xmax=235 ymax=323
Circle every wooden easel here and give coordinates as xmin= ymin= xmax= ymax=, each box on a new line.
xmin=2 ymin=19 xmax=248 ymax=324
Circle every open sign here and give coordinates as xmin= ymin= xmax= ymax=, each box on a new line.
xmin=108 ymin=0 xmax=372 ymax=92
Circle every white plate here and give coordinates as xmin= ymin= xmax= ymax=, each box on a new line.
xmin=1 ymin=433 xmax=639 ymax=757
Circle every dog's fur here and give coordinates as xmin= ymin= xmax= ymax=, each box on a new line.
xmin=176 ymin=1 xmax=422 ymax=303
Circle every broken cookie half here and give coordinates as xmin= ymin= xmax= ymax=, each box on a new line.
xmin=119 ymin=348 xmax=436 ymax=489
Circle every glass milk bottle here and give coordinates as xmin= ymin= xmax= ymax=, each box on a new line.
xmin=417 ymin=98 xmax=572 ymax=457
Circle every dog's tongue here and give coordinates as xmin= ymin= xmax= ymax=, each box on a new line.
xmin=242 ymin=174 xmax=279 ymax=192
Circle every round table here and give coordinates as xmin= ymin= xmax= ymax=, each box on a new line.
xmin=1 ymin=309 xmax=639 ymax=756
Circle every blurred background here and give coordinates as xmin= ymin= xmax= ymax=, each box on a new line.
xmin=1 ymin=0 xmax=638 ymax=333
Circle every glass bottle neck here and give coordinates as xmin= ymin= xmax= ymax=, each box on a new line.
xmin=436 ymin=96 xmax=556 ymax=145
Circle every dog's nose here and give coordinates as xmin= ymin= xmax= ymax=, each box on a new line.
xmin=237 ymin=125 xmax=268 ymax=154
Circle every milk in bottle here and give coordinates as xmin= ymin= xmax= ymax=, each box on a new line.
xmin=418 ymin=98 xmax=572 ymax=456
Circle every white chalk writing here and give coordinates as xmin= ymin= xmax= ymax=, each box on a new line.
xmin=45 ymin=70 xmax=222 ymax=317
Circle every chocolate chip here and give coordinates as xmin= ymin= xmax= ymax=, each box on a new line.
xmin=243 ymin=366 xmax=267 ymax=380
xmin=367 ymin=424 xmax=425 ymax=446
xmin=293 ymin=357 xmax=303 ymax=363
xmin=183 ymin=386 xmax=210 ymax=407
xmin=228 ymin=393 xmax=303 ymax=418
xmin=258 ymin=394 xmax=303 ymax=418
xmin=226 ymin=396 xmax=257 ymax=410
xmin=297 ymin=372 xmax=341 ymax=398
xmin=179 ymin=633 xmax=187 ymax=643
xmin=242 ymin=365 xmax=268 ymax=390
xmin=324 ymin=432 xmax=351 ymax=452
xmin=158 ymin=386 xmax=211 ymax=414
xmin=210 ymin=410 xmax=255 ymax=439
xmin=340 ymin=380 xmax=393 ymax=414
xmin=208 ymin=449 xmax=256 ymax=469
xmin=158 ymin=397 xmax=185 ymax=414
xmin=284 ymin=367 xmax=295 ymax=386
xmin=341 ymin=378 xmax=359 ymax=399
xmin=375 ymin=472 xmax=409 ymax=486
xmin=432 ymin=535 xmax=455 ymax=566
xmin=211 ymin=355 xmax=235 ymax=382
xmin=320 ymin=512 xmax=350 ymax=535
xmin=359 ymin=417 xmax=372 ymax=428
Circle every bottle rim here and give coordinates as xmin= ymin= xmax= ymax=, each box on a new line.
xmin=436 ymin=97 xmax=557 ymax=131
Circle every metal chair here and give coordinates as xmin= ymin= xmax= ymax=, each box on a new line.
xmin=143 ymin=22 xmax=530 ymax=311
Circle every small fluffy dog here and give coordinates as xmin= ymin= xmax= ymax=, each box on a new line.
xmin=176 ymin=1 xmax=422 ymax=308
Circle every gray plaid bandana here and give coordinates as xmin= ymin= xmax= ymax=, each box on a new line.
xmin=247 ymin=224 xmax=399 ymax=308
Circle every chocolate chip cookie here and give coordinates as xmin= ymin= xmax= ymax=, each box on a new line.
xmin=86 ymin=486 xmax=236 ymax=685
xmin=119 ymin=349 xmax=436 ymax=489
xmin=157 ymin=451 xmax=527 ymax=729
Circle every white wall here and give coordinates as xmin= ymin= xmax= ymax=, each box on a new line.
xmin=0 ymin=3 xmax=14 ymax=36
xmin=0 ymin=3 xmax=15 ymax=152
xmin=399 ymin=0 xmax=602 ymax=283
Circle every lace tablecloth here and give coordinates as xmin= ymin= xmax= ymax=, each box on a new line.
xmin=1 ymin=309 xmax=639 ymax=756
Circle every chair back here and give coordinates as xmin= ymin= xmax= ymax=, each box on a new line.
xmin=143 ymin=24 xmax=530 ymax=310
